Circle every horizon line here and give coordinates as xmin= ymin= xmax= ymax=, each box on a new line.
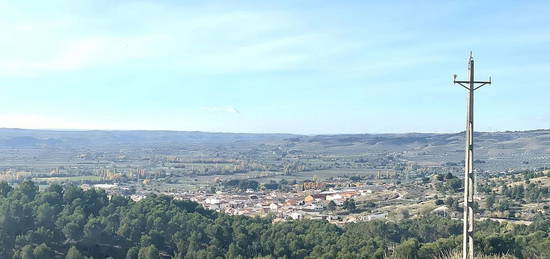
xmin=0 ymin=127 xmax=548 ymax=136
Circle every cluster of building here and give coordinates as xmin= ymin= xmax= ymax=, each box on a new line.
xmin=179 ymin=187 xmax=385 ymax=224
xmin=81 ymin=181 xmax=389 ymax=224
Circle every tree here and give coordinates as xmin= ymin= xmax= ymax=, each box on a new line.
xmin=225 ymin=243 xmax=239 ymax=259
xmin=12 ymin=181 xmax=38 ymax=202
xmin=83 ymin=217 xmax=105 ymax=244
xmin=365 ymin=201 xmax=376 ymax=208
xmin=394 ymin=238 xmax=419 ymax=258
xmin=446 ymin=178 xmax=463 ymax=192
xmin=126 ymin=247 xmax=139 ymax=259
xmin=0 ymin=181 xmax=12 ymax=197
xmin=36 ymin=204 xmax=56 ymax=228
xmin=66 ymin=246 xmax=85 ymax=259
xmin=139 ymin=235 xmax=152 ymax=247
xmin=327 ymin=201 xmax=337 ymax=211
xmin=63 ymin=222 xmax=83 ymax=242
xmin=18 ymin=245 xmax=35 ymax=259
xmin=397 ymin=208 xmax=411 ymax=220
xmin=46 ymin=184 xmax=64 ymax=196
xmin=33 ymin=243 xmax=54 ymax=259
xmin=445 ymin=197 xmax=460 ymax=211
xmin=497 ymin=200 xmax=512 ymax=212
xmin=138 ymin=245 xmax=159 ymax=259
xmin=263 ymin=182 xmax=279 ymax=190
xmin=63 ymin=185 xmax=84 ymax=204
xmin=1 ymin=182 xmax=548 ymax=259
xmin=342 ymin=199 xmax=356 ymax=212
xmin=486 ymin=193 xmax=496 ymax=209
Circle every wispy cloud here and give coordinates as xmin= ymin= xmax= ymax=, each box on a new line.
xmin=0 ymin=113 xmax=173 ymax=131
xmin=0 ymin=34 xmax=165 ymax=76
xmin=0 ymin=2 xmax=357 ymax=77
xmin=201 ymin=106 xmax=240 ymax=114
xmin=0 ymin=113 xmax=100 ymax=129
xmin=0 ymin=1 xmax=549 ymax=133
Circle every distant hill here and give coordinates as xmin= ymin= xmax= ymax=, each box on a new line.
xmin=289 ymin=130 xmax=550 ymax=170
xmin=0 ymin=128 xmax=548 ymax=170
xmin=0 ymin=128 xmax=296 ymax=147
xmin=0 ymin=128 xmax=547 ymax=146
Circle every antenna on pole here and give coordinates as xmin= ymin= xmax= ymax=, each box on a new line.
xmin=453 ymin=52 xmax=492 ymax=259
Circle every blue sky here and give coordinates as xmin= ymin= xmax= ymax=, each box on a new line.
xmin=0 ymin=1 xmax=548 ymax=134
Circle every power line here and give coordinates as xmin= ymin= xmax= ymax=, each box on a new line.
xmin=453 ymin=52 xmax=491 ymax=259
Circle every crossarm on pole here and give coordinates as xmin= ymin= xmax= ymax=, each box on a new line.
xmin=473 ymin=82 xmax=490 ymax=90
xmin=454 ymin=80 xmax=491 ymax=84
xmin=459 ymin=84 xmax=469 ymax=90
xmin=454 ymin=82 xmax=470 ymax=90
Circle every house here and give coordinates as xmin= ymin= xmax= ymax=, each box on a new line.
xmin=367 ymin=213 xmax=386 ymax=221
xmin=290 ymin=211 xmax=305 ymax=220
xmin=304 ymin=193 xmax=327 ymax=203
xmin=205 ymin=197 xmax=220 ymax=204
xmin=326 ymin=191 xmax=357 ymax=201
xmin=303 ymin=181 xmax=325 ymax=190
xmin=284 ymin=199 xmax=299 ymax=206
xmin=269 ymin=203 xmax=279 ymax=211
xmin=326 ymin=193 xmax=343 ymax=201
xmin=130 ymin=194 xmax=145 ymax=202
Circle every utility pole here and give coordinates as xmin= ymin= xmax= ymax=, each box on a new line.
xmin=453 ymin=52 xmax=491 ymax=259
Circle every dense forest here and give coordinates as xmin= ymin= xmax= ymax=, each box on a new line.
xmin=0 ymin=181 xmax=548 ymax=259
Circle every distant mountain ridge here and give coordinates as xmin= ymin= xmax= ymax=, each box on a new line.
xmin=0 ymin=128 xmax=548 ymax=170
xmin=0 ymin=128 xmax=297 ymax=147
xmin=0 ymin=128 xmax=548 ymax=147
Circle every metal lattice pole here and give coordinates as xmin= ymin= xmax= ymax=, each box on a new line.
xmin=453 ymin=52 xmax=491 ymax=259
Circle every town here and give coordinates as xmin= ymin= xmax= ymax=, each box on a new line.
xmin=1 ymin=129 xmax=549 ymax=227
xmin=79 ymin=167 xmax=550 ymax=227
